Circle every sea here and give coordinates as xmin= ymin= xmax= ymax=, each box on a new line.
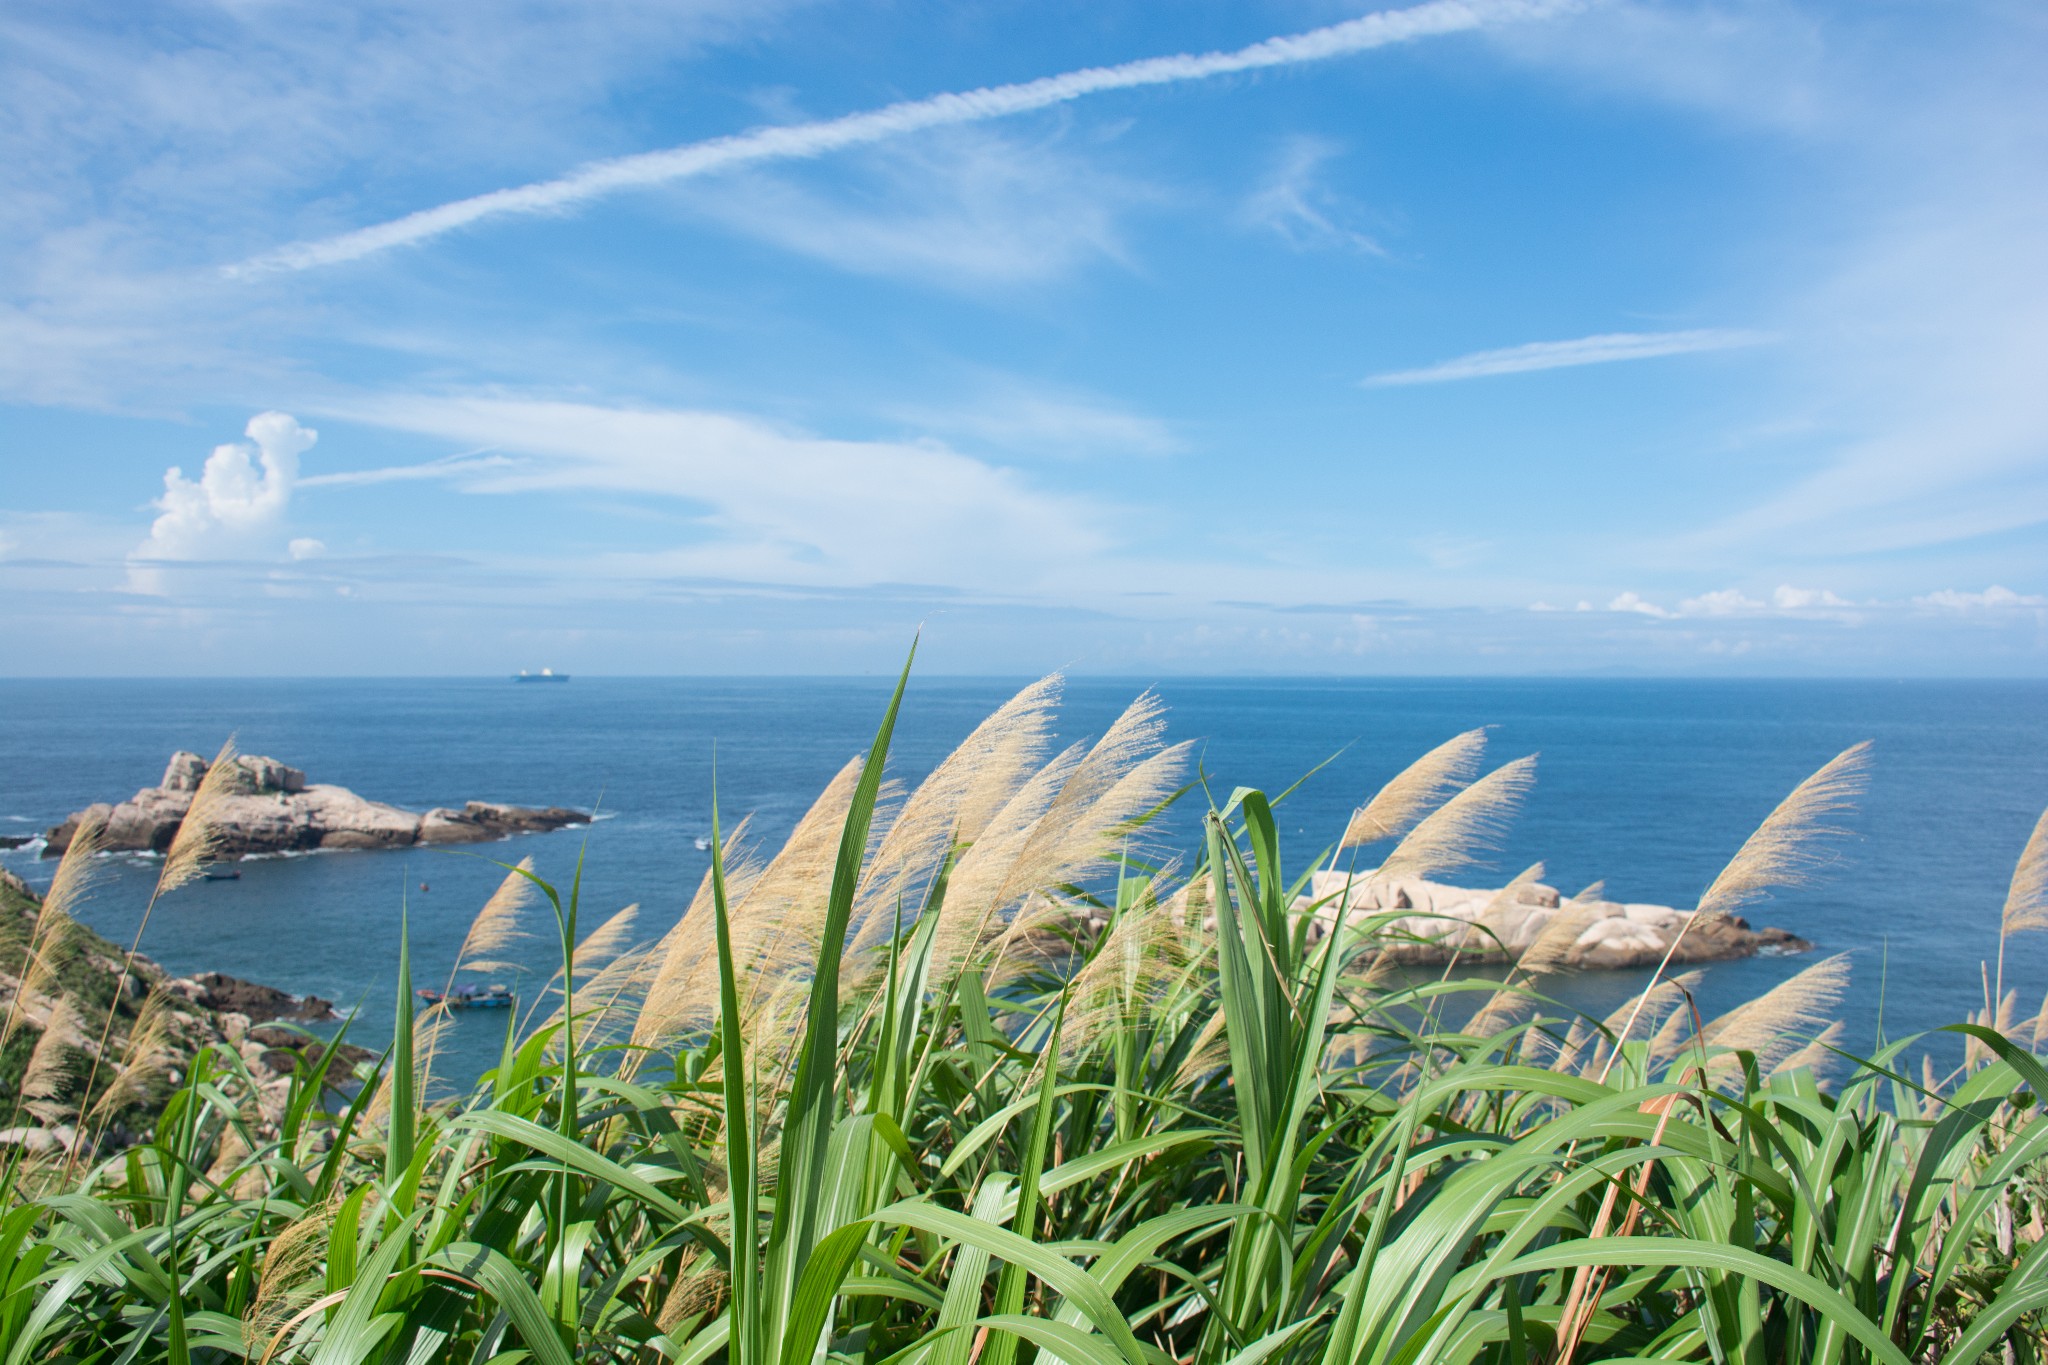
xmin=2 ymin=677 xmax=2044 ymax=1087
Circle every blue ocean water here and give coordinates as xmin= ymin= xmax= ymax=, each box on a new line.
xmin=2 ymin=677 xmax=2044 ymax=1085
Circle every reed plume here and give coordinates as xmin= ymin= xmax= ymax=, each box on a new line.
xmin=70 ymin=739 xmax=241 ymax=1182
xmin=1769 ymin=1019 xmax=1847 ymax=1081
xmin=627 ymin=805 xmax=775 ymax=1058
xmin=245 ymin=1199 xmax=337 ymax=1359
xmin=1511 ymin=903 xmax=1600 ymax=978
xmin=367 ymin=1002 xmax=450 ymax=1128
xmin=1994 ymin=805 xmax=2048 ymax=1005
xmin=453 ymin=857 xmax=537 ymax=976
xmin=1057 ymin=882 xmax=1192 ymax=1062
xmin=87 ymin=986 xmax=180 ymax=1121
xmin=573 ymin=903 xmax=642 ymax=975
xmin=4 ymin=816 xmax=105 ymax=1048
xmin=846 ymin=674 xmax=1062 ymax=957
xmin=1699 ymin=953 xmax=1852 ymax=1078
xmin=20 ymin=997 xmax=85 ymax=1127
xmin=1696 ymin=742 xmax=1872 ymax=920
xmin=1375 ymin=754 xmax=1538 ymax=884
xmin=161 ymin=738 xmax=241 ymax=895
xmin=1600 ymin=745 xmax=1869 ymax=1082
xmin=1342 ymin=728 xmax=1488 ymax=847
xmin=938 ymin=695 xmax=1183 ymax=988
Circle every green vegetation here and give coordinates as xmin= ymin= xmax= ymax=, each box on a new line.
xmin=4 ymin=660 xmax=2048 ymax=1363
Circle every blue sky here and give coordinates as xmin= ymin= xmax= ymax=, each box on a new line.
xmin=1 ymin=0 xmax=2043 ymax=675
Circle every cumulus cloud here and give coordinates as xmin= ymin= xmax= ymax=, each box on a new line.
xmin=1677 ymin=587 xmax=1764 ymax=616
xmin=1771 ymin=585 xmax=1852 ymax=610
xmin=129 ymin=412 xmax=316 ymax=590
xmin=1607 ymin=590 xmax=1671 ymax=617
xmin=1915 ymin=585 xmax=2047 ymax=611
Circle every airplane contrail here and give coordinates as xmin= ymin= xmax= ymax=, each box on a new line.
xmin=227 ymin=0 xmax=1575 ymax=278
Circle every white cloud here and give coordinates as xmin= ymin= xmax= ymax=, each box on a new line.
xmin=134 ymin=412 xmax=315 ymax=561
xmin=1607 ymin=590 xmax=1671 ymax=617
xmin=1241 ymin=137 xmax=1384 ymax=254
xmin=884 ymin=378 xmax=1179 ymax=457
xmin=288 ymin=537 xmax=326 ymax=560
xmin=332 ymin=394 xmax=1108 ymax=590
xmin=683 ymin=130 xmax=1142 ymax=289
xmin=1492 ymin=3 xmax=2048 ymax=566
xmin=1365 ymin=328 xmax=1774 ymax=386
xmin=227 ymin=0 xmax=1574 ymax=276
xmin=1678 ymin=587 xmax=1764 ymax=616
xmin=1914 ymin=585 xmax=2047 ymax=611
xmin=1773 ymin=584 xmax=1851 ymax=610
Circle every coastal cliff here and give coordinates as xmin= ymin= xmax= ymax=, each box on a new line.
xmin=43 ymin=751 xmax=586 ymax=858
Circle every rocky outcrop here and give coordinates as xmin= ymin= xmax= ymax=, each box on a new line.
xmin=173 ymin=971 xmax=338 ymax=1025
xmin=0 ymin=871 xmax=365 ymax=1159
xmin=1290 ymin=870 xmax=1810 ymax=969
xmin=42 ymin=752 xmax=586 ymax=858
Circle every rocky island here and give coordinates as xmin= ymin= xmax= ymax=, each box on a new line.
xmin=1290 ymin=870 xmax=1811 ymax=969
xmin=43 ymin=751 xmax=587 ymax=858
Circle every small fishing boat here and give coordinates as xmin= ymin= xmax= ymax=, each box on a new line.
xmin=513 ymin=668 xmax=570 ymax=683
xmin=416 ymin=984 xmax=515 ymax=1009
xmin=204 ymin=869 xmax=242 ymax=881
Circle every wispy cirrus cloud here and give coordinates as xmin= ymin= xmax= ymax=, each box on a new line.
xmin=1241 ymin=137 xmax=1386 ymax=255
xmin=225 ymin=0 xmax=1574 ymax=277
xmin=1365 ymin=328 xmax=1774 ymax=386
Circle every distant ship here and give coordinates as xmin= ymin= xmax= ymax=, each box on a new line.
xmin=514 ymin=668 xmax=571 ymax=683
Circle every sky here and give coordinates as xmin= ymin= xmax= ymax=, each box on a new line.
xmin=1 ymin=0 xmax=2044 ymax=677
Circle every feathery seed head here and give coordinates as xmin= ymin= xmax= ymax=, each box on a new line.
xmin=1343 ymin=728 xmax=1489 ymax=847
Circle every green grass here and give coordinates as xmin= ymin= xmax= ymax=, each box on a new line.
xmin=4 ymin=663 xmax=2047 ymax=1364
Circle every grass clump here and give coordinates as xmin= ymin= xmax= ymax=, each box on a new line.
xmin=5 ymin=658 xmax=2048 ymax=1363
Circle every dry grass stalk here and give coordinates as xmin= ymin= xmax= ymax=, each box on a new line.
xmin=1769 ymin=1019 xmax=1847 ymax=1081
xmin=1551 ymin=1090 xmax=1694 ymax=1364
xmin=1995 ymin=806 xmax=2048 ymax=1006
xmin=20 ymin=997 xmax=85 ymax=1126
xmin=453 ymin=857 xmax=537 ymax=976
xmin=718 ymin=759 xmax=868 ymax=1033
xmin=656 ymin=1248 xmax=731 ymax=1332
xmin=2002 ymin=807 xmax=2048 ymax=936
xmin=1513 ymin=903 xmax=1603 ymax=978
xmin=625 ymin=817 xmax=760 ymax=1061
xmin=246 ymin=1199 xmax=338 ymax=1356
xmin=367 ymin=1002 xmax=451 ymax=1129
xmin=937 ymin=696 xmax=1185 ymax=989
xmin=1599 ymin=746 xmax=1869 ymax=1085
xmin=160 ymin=738 xmax=241 ymax=895
xmin=1375 ymin=755 xmax=1538 ymax=884
xmin=1696 ymin=743 xmax=1872 ymax=919
xmin=1342 ymin=729 xmax=1489 ymax=848
xmin=1698 ymin=954 xmax=1851 ymax=1079
xmin=846 ymin=675 xmax=1063 ymax=958
xmin=88 ymin=986 xmax=180 ymax=1121
xmin=574 ymin=904 xmax=642 ymax=976
xmin=4 ymin=816 xmax=106 ymax=1047
xmin=1057 ymin=884 xmax=1193 ymax=1062
xmin=1173 ymin=1008 xmax=1230 ymax=1089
